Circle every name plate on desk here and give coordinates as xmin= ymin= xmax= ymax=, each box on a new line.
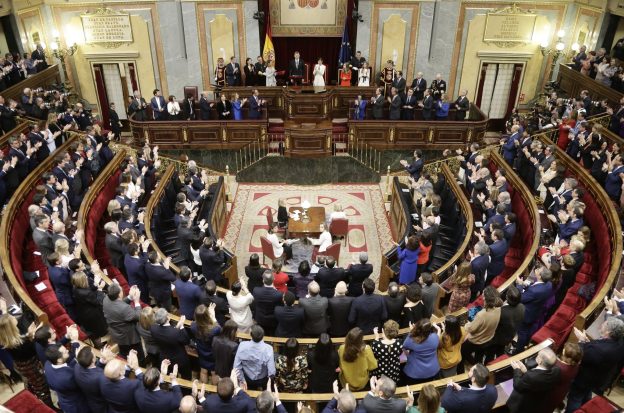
xmin=484 ymin=5 xmax=536 ymax=45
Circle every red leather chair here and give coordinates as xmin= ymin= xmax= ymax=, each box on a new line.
xmin=260 ymin=235 xmax=277 ymax=265
xmin=329 ymin=218 xmax=349 ymax=246
xmin=324 ymin=242 xmax=341 ymax=265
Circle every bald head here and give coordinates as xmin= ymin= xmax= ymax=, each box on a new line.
xmin=179 ymin=396 xmax=197 ymax=413
xmin=537 ymin=348 xmax=557 ymax=369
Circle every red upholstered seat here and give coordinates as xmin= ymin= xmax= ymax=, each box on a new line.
xmin=574 ymin=396 xmax=617 ymax=413
xmin=575 ymin=272 xmax=594 ymax=284
xmin=4 ymin=389 xmax=56 ymax=413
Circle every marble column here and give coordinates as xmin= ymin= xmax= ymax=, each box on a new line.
xmin=355 ymin=0 xmax=372 ymax=62
xmin=243 ymin=0 xmax=261 ymax=60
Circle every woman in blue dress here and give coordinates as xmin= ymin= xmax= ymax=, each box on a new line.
xmin=394 ymin=234 xmax=420 ymax=285
xmin=231 ymin=93 xmax=247 ymax=120
xmin=190 ymin=303 xmax=221 ymax=384
xmin=436 ymin=93 xmax=450 ymax=121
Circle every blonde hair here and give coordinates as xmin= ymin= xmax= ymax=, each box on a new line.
xmin=278 ymin=198 xmax=286 ymax=208
xmin=139 ymin=307 xmax=155 ymax=330
xmin=55 ymin=238 xmax=70 ymax=257
xmin=333 ymin=203 xmax=343 ymax=212
xmin=107 ymin=199 xmax=121 ymax=216
xmin=71 ymin=271 xmax=89 ymax=289
xmin=0 ymin=315 xmax=22 ymax=348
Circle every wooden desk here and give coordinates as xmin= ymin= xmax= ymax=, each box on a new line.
xmin=284 ymin=120 xmax=333 ymax=157
xmin=288 ymin=206 xmax=325 ymax=238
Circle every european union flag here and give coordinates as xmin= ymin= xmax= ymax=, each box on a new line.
xmin=338 ymin=17 xmax=351 ymax=67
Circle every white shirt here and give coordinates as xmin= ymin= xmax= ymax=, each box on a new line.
xmin=226 ymin=291 xmax=254 ymax=330
xmin=266 ymin=232 xmax=283 ymax=257
xmin=312 ymin=230 xmax=332 ymax=252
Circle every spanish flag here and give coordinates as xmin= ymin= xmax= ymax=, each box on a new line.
xmin=262 ymin=15 xmax=275 ymax=66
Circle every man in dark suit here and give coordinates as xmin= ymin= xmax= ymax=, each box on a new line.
xmin=350 ymin=51 xmax=366 ymax=86
xmin=392 ymin=71 xmax=407 ymax=101
xmin=605 ymin=155 xmax=624 ymax=201
xmin=181 ymin=94 xmax=196 ymax=120
xmin=199 ymin=91 xmax=213 ymax=120
xmin=299 ymin=281 xmax=329 ymax=337
xmin=515 ymin=267 xmax=553 ymax=352
xmin=556 ymin=206 xmax=584 ymax=243
xmin=371 ymin=88 xmax=385 ymax=120
xmin=150 ymin=89 xmax=167 ymax=120
xmin=441 ymin=363 xmax=498 ymax=413
xmin=400 ymin=149 xmax=424 ymax=180
xmin=150 ymin=308 xmax=192 ymax=379
xmin=315 ymin=256 xmax=346 ymax=298
xmin=252 ymin=271 xmax=284 ymax=334
xmin=430 ymin=73 xmax=447 ymax=101
xmin=410 ymin=72 xmax=427 ymax=101
xmin=124 ymin=242 xmax=150 ymax=303
xmin=145 ymin=251 xmax=176 ymax=311
xmin=32 ymin=214 xmax=55 ymax=262
xmin=328 ymin=281 xmax=354 ymax=336
xmin=470 ymin=241 xmax=490 ymax=300
xmin=74 ymin=346 xmax=110 ymax=413
xmin=176 ymin=215 xmax=207 ymax=267
xmin=225 ymin=56 xmax=241 ymax=86
xmin=485 ymin=229 xmax=508 ymax=285
xmin=402 ymin=88 xmax=417 ymax=120
xmin=288 ymin=51 xmax=305 ymax=85
xmin=0 ymin=95 xmax=17 ymax=134
xmin=134 ymin=364 xmax=183 ymax=413
xmin=503 ymin=212 xmax=517 ymax=242
xmin=383 ymin=282 xmax=405 ymax=323
xmin=420 ymin=89 xmax=434 ymax=120
xmin=109 ymin=102 xmax=123 ymax=141
xmin=454 ymin=89 xmax=470 ymax=120
xmin=199 ymin=238 xmax=227 ymax=284
xmin=348 ymin=278 xmax=387 ymax=334
xmin=361 ymin=375 xmax=406 ymax=413
xmin=346 ymin=252 xmax=373 ymax=297
xmin=572 ymin=45 xmax=587 ymax=70
xmin=507 ymin=348 xmax=561 ymax=413
xmin=202 ymin=280 xmax=229 ymax=326
xmin=31 ymin=43 xmax=48 ymax=72
xmin=565 ymin=318 xmax=624 ymax=412
xmin=44 ymin=342 xmax=89 ymax=413
xmin=249 ymin=89 xmax=264 ymax=120
xmin=129 ymin=91 xmax=148 ymax=121
xmin=201 ymin=375 xmax=256 ymax=413
xmin=275 ymin=291 xmax=305 ymax=337
xmin=104 ymin=221 xmax=125 ymax=270
xmin=99 ymin=355 xmax=144 ymax=413
xmin=174 ymin=266 xmax=204 ymax=320
xmin=388 ymin=87 xmax=402 ymax=120
xmin=48 ymin=252 xmax=77 ymax=320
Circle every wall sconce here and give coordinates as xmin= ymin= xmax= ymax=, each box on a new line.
xmin=540 ymin=29 xmax=569 ymax=81
xmin=48 ymin=29 xmax=78 ymax=82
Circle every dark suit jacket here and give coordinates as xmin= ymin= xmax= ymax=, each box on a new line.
xmin=346 ymin=263 xmax=373 ymax=296
xmin=176 ymin=226 xmax=204 ymax=263
xmin=348 ymin=293 xmax=387 ymax=334
xmin=384 ymin=294 xmax=406 ymax=323
xmin=392 ymin=77 xmax=407 ymax=99
xmin=372 ymin=95 xmax=385 ymax=119
xmin=289 ymin=59 xmax=305 ymax=77
xmin=199 ymin=97 xmax=212 ymax=120
xmin=315 ymin=267 xmax=346 ymax=298
xmin=470 ymin=254 xmax=489 ymax=295
xmin=145 ymin=263 xmax=176 ymax=303
xmin=455 ymin=96 xmax=470 ymax=119
xmin=225 ymin=63 xmax=241 ymax=86
xmin=180 ymin=99 xmax=196 ymax=120
xmin=486 ymin=239 xmax=508 ymax=280
xmin=99 ymin=374 xmax=143 ymax=413
xmin=328 ymin=295 xmax=354 ymax=336
xmin=174 ymin=279 xmax=204 ymax=320
xmin=574 ymin=338 xmax=624 ymax=393
xmin=217 ymin=100 xmax=232 ymax=119
xmin=202 ymin=391 xmax=255 ymax=413
xmin=275 ymin=305 xmax=305 ymax=337
xmin=105 ymin=233 xmax=124 ymax=270
xmin=441 ymin=384 xmax=498 ymax=413
xmin=74 ymin=364 xmax=107 ymax=413
xmin=150 ymin=324 xmax=191 ymax=370
xmin=410 ymin=78 xmax=427 ymax=100
xmin=49 ymin=265 xmax=74 ymax=307
xmin=422 ymin=95 xmax=434 ymax=119
xmin=507 ymin=367 xmax=561 ymax=413
xmin=252 ymin=286 xmax=283 ymax=329
xmin=134 ymin=383 xmax=183 ymax=413
xmin=202 ymin=293 xmax=229 ymax=326
xmin=520 ymin=282 xmax=552 ymax=324
xmin=248 ymin=96 xmax=262 ymax=119
xmin=199 ymin=245 xmax=226 ymax=282
xmin=44 ymin=360 xmax=89 ymax=413
xmin=389 ymin=95 xmax=402 ymax=120
xmin=33 ymin=228 xmax=55 ymax=260
xmin=299 ymin=295 xmax=329 ymax=336
xmin=406 ymin=158 xmax=424 ymax=180
xmin=102 ymin=297 xmax=141 ymax=346
xmin=361 ymin=393 xmax=407 ymax=413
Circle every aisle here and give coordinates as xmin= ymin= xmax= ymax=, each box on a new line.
xmin=223 ymin=183 xmax=394 ymax=283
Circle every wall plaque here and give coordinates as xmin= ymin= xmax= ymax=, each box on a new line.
xmin=269 ymin=0 xmax=347 ymax=37
xmin=81 ymin=8 xmax=133 ymax=47
xmin=484 ymin=4 xmax=536 ymax=45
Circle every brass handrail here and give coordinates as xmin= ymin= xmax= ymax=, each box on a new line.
xmin=234 ymin=132 xmax=271 ymax=173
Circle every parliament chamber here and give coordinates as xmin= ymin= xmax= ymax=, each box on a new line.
xmin=2 ymin=0 xmax=624 ymax=413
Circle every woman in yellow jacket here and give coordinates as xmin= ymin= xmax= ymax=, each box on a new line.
xmin=338 ymin=327 xmax=378 ymax=390
xmin=437 ymin=315 xmax=466 ymax=377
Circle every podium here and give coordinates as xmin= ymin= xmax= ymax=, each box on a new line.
xmin=283 ymin=120 xmax=332 ymax=158
xmin=284 ymin=86 xmax=331 ymax=120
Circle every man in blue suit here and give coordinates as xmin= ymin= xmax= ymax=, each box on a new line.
xmin=252 ymin=271 xmax=284 ymax=334
xmin=485 ymin=229 xmax=508 ymax=285
xmin=470 ymin=241 xmax=490 ymax=300
xmin=145 ymin=251 xmax=176 ymax=310
xmin=74 ymin=345 xmax=114 ymax=413
xmin=174 ymin=266 xmax=204 ymax=320
xmin=400 ymin=149 xmax=424 ymax=180
xmin=150 ymin=89 xmax=167 ymax=120
xmin=44 ymin=340 xmax=89 ymax=413
xmin=503 ymin=212 xmax=517 ymax=242
xmin=100 ymin=351 xmax=144 ymax=413
xmin=150 ymin=308 xmax=192 ymax=379
xmin=501 ymin=125 xmax=520 ymax=165
xmin=124 ymin=242 xmax=150 ymax=303
xmin=353 ymin=95 xmax=367 ymax=120
xmin=441 ymin=363 xmax=498 ymax=413
xmin=515 ymin=267 xmax=553 ymax=352
xmin=248 ymin=89 xmax=264 ymax=120
xmin=605 ymin=155 xmax=624 ymax=201
xmin=348 ymin=278 xmax=387 ymax=334
xmin=48 ymin=252 xmax=77 ymax=320
xmin=200 ymin=374 xmax=255 ymax=413
xmin=556 ymin=206 xmax=584 ymax=243
xmin=135 ymin=362 xmax=183 ymax=413
xmin=484 ymin=203 xmax=506 ymax=233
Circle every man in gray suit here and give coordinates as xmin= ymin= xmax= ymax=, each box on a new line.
xmin=371 ymin=88 xmax=385 ymax=120
xmin=388 ymin=87 xmax=402 ymax=120
xmin=299 ymin=281 xmax=329 ymax=337
xmin=532 ymin=145 xmax=555 ymax=190
xmin=102 ymin=283 xmax=143 ymax=357
xmin=32 ymin=214 xmax=55 ymax=263
xmin=361 ymin=375 xmax=407 ymax=413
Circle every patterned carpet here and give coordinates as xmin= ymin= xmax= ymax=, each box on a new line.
xmin=223 ymin=184 xmax=394 ymax=281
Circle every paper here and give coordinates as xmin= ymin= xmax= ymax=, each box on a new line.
xmin=34 ymin=282 xmax=47 ymax=292
xmin=475 ymin=222 xmax=483 ymax=228
xmin=538 ymin=209 xmax=545 ymax=214
xmin=402 ymin=188 xmax=410 ymax=193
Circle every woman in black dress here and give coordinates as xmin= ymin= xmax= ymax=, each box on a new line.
xmin=71 ymin=271 xmax=108 ymax=342
xmin=306 ymin=333 xmax=339 ymax=393
xmin=212 ymin=319 xmax=239 ymax=381
xmin=401 ymin=283 xmax=426 ymax=328
xmin=244 ymin=58 xmax=257 ymax=86
xmin=216 ymin=94 xmax=231 ymax=120
xmin=245 ymin=253 xmax=265 ymax=292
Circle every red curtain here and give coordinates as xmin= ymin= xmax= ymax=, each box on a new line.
xmin=260 ymin=0 xmax=356 ymax=84
xmin=92 ymin=65 xmax=111 ymax=130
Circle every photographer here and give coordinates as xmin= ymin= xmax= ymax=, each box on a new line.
xmin=31 ymin=97 xmax=50 ymax=120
